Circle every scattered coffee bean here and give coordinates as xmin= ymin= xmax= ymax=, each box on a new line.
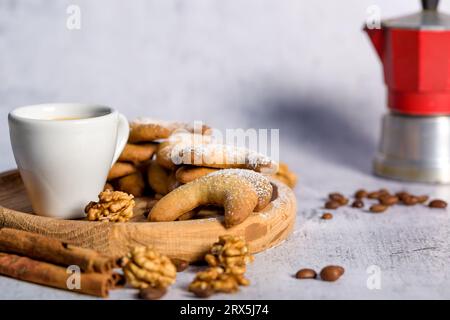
xmin=322 ymin=189 xmax=442 ymax=216
xmin=329 ymin=193 xmax=344 ymax=201
xmin=401 ymin=195 xmax=418 ymax=206
xmin=416 ymin=195 xmax=429 ymax=204
xmin=370 ymin=204 xmax=388 ymax=213
xmin=325 ymin=200 xmax=340 ymax=210
xmin=367 ymin=191 xmax=381 ymax=199
xmin=295 ymin=268 xmax=317 ymax=279
xmin=321 ymin=213 xmax=333 ymax=220
xmin=429 ymin=199 xmax=447 ymax=209
xmin=351 ymin=199 xmax=364 ymax=208
xmin=395 ymin=191 xmax=410 ymax=201
xmin=354 ymin=189 xmax=368 ymax=199
xmin=171 ymin=258 xmax=189 ymax=272
xmin=379 ymin=195 xmax=399 ymax=206
xmin=328 ymin=193 xmax=348 ymax=205
xmin=139 ymin=286 xmax=167 ymax=300
xmin=339 ymin=197 xmax=349 ymax=205
xmin=320 ymin=265 xmax=345 ymax=282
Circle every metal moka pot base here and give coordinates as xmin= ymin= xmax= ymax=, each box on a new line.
xmin=374 ymin=113 xmax=450 ymax=184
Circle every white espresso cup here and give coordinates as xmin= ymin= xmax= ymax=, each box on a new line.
xmin=8 ymin=103 xmax=129 ymax=219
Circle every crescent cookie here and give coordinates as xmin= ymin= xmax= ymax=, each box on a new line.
xmin=175 ymin=166 xmax=218 ymax=184
xmin=149 ymin=169 xmax=273 ymax=228
xmin=156 ymin=132 xmax=213 ymax=170
xmin=118 ymin=143 xmax=158 ymax=165
xmin=117 ymin=172 xmax=146 ymax=197
xmin=155 ymin=141 xmax=178 ymax=170
xmin=108 ymin=162 xmax=137 ymax=180
xmin=147 ymin=160 xmax=172 ymax=195
xmin=273 ymin=162 xmax=297 ymax=188
xmin=167 ymin=170 xmax=182 ymax=192
xmin=129 ymin=118 xmax=210 ymax=143
xmin=161 ymin=143 xmax=278 ymax=173
xmin=174 ymin=164 xmax=297 ymax=188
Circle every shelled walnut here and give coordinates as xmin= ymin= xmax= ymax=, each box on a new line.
xmin=204 ymin=235 xmax=254 ymax=275
xmin=189 ymin=235 xmax=253 ymax=297
xmin=189 ymin=267 xmax=244 ymax=296
xmin=122 ymin=246 xmax=176 ymax=289
xmin=85 ymin=190 xmax=135 ymax=222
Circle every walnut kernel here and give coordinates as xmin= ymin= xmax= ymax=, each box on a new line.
xmin=188 ymin=267 xmax=243 ymax=295
xmin=189 ymin=235 xmax=253 ymax=297
xmin=122 ymin=246 xmax=176 ymax=289
xmin=85 ymin=190 xmax=135 ymax=222
xmin=204 ymin=235 xmax=254 ymax=275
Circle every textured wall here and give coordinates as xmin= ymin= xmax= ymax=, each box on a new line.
xmin=1 ymin=0 xmax=445 ymax=170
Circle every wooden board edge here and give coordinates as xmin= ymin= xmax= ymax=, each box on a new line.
xmin=0 ymin=170 xmax=297 ymax=262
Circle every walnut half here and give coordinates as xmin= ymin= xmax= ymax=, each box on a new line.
xmin=189 ymin=267 xmax=243 ymax=296
xmin=205 ymin=235 xmax=254 ymax=275
xmin=122 ymin=246 xmax=177 ymax=289
xmin=85 ymin=190 xmax=135 ymax=222
xmin=189 ymin=235 xmax=253 ymax=297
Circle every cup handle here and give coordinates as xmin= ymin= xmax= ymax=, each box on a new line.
xmin=111 ymin=113 xmax=129 ymax=166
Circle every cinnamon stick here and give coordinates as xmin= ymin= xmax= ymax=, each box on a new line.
xmin=0 ymin=228 xmax=116 ymax=273
xmin=0 ymin=252 xmax=113 ymax=297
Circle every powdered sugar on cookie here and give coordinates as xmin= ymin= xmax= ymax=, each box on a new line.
xmin=207 ymin=169 xmax=272 ymax=202
xmin=171 ymin=143 xmax=278 ymax=173
xmin=150 ymin=168 xmax=273 ymax=227
xmin=168 ymin=132 xmax=213 ymax=146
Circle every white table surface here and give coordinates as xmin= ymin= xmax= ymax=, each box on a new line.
xmin=1 ymin=0 xmax=450 ymax=300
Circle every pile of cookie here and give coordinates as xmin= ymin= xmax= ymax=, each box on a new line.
xmin=94 ymin=118 xmax=297 ymax=228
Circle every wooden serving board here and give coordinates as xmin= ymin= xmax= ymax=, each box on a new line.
xmin=0 ymin=170 xmax=296 ymax=262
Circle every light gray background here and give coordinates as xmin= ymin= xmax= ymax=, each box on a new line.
xmin=1 ymin=0 xmax=450 ymax=300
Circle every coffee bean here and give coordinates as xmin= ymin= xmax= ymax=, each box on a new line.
xmin=395 ymin=191 xmax=410 ymax=201
xmin=328 ymin=193 xmax=348 ymax=205
xmin=328 ymin=193 xmax=344 ymax=201
xmin=369 ymin=189 xmax=390 ymax=199
xmin=402 ymin=195 xmax=418 ymax=206
xmin=325 ymin=200 xmax=340 ymax=209
xmin=354 ymin=189 xmax=368 ymax=199
xmin=367 ymin=191 xmax=381 ymax=199
xmin=416 ymin=195 xmax=429 ymax=204
xmin=379 ymin=195 xmax=399 ymax=206
xmin=321 ymin=213 xmax=333 ymax=220
xmin=320 ymin=265 xmax=345 ymax=282
xmin=171 ymin=258 xmax=189 ymax=272
xmin=429 ymin=199 xmax=447 ymax=209
xmin=351 ymin=199 xmax=364 ymax=208
xmin=370 ymin=204 xmax=388 ymax=213
xmin=139 ymin=286 xmax=167 ymax=300
xmin=295 ymin=268 xmax=317 ymax=279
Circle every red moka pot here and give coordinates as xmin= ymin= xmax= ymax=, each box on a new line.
xmin=364 ymin=0 xmax=450 ymax=183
